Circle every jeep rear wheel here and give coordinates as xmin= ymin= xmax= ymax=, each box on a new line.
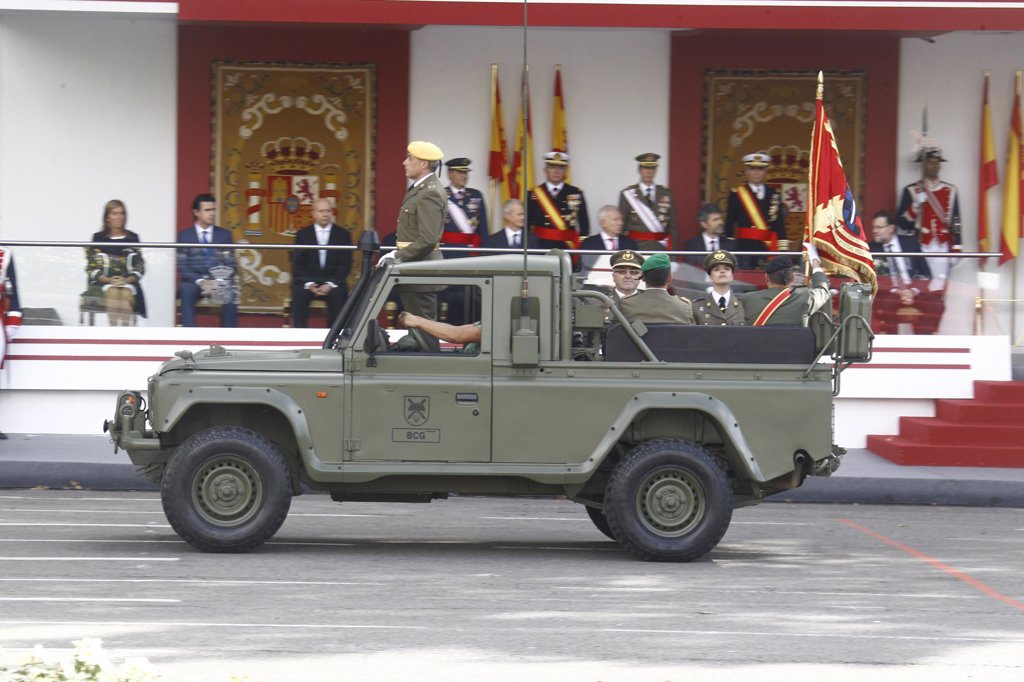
xmin=604 ymin=439 xmax=732 ymax=562
xmin=161 ymin=426 xmax=292 ymax=553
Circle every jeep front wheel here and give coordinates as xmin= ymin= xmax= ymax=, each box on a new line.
xmin=161 ymin=426 xmax=292 ymax=553
xmin=604 ymin=439 xmax=732 ymax=562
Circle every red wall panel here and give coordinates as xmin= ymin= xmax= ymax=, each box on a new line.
xmin=669 ymin=31 xmax=899 ymax=245
xmin=176 ymin=24 xmax=410 ymax=233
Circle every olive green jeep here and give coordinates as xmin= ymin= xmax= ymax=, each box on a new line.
xmin=107 ymin=233 xmax=872 ymax=562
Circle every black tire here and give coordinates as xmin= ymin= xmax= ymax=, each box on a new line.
xmin=161 ymin=426 xmax=292 ymax=553
xmin=585 ymin=505 xmax=615 ymax=540
xmin=604 ymin=439 xmax=732 ymax=562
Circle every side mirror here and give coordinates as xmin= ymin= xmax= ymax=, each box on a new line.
xmin=364 ymin=319 xmax=383 ymax=366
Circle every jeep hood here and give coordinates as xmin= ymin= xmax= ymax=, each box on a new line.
xmin=158 ymin=347 xmax=343 ymax=374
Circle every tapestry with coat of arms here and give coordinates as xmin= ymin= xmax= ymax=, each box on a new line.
xmin=213 ymin=62 xmax=375 ymax=312
xmin=703 ymin=70 xmax=865 ymax=247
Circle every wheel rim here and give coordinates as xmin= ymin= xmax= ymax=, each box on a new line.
xmin=635 ymin=466 xmax=706 ymax=537
xmin=192 ymin=454 xmax=263 ymax=527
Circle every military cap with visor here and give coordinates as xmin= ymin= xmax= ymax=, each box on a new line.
xmin=445 ymin=157 xmax=472 ymax=171
xmin=742 ymin=152 xmax=771 ymax=168
xmin=610 ymin=249 xmax=645 ymax=270
xmin=635 ymin=152 xmax=660 ymax=167
xmin=543 ymin=151 xmax=570 ymax=166
xmin=703 ymin=249 xmax=738 ymax=273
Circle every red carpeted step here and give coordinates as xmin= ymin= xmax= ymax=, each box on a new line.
xmin=934 ymin=399 xmax=1016 ymax=424
xmin=898 ymin=416 xmax=1024 ymax=446
xmin=972 ymin=380 xmax=1024 ymax=404
xmin=866 ymin=434 xmax=1024 ymax=467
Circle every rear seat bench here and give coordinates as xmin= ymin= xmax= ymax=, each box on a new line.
xmin=603 ymin=324 xmax=816 ymax=364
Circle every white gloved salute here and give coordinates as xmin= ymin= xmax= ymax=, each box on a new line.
xmin=802 ymin=241 xmax=823 ymax=271
xmin=375 ymin=250 xmax=397 ymax=268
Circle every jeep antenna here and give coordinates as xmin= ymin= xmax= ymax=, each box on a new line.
xmin=517 ymin=0 xmax=531 ymax=322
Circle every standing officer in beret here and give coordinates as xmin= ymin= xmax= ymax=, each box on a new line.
xmin=378 ymin=140 xmax=448 ymax=321
xmin=692 ymin=249 xmax=745 ymax=326
xmin=619 ymin=252 xmax=694 ymax=325
xmin=618 ymin=152 xmax=676 ymax=251
xmin=442 ymin=157 xmax=487 ymax=257
xmin=738 ymin=243 xmax=831 ymax=326
xmin=725 ymin=152 xmax=787 ymax=268
xmin=527 ymin=151 xmax=590 ymax=251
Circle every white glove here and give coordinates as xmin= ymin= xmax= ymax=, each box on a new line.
xmin=803 ymin=241 xmax=820 ymax=263
xmin=376 ymin=250 xmax=396 ymax=268
xmin=916 ymin=191 xmax=927 ymax=204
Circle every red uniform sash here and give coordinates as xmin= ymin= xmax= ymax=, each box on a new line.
xmin=735 ymin=185 xmax=778 ymax=251
xmin=753 ymin=288 xmax=793 ymax=326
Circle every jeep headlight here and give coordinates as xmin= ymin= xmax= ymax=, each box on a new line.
xmin=119 ymin=391 xmax=142 ymax=420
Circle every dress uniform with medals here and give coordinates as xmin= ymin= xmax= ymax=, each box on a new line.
xmin=896 ymin=146 xmax=960 ymax=281
xmin=691 ymin=250 xmax=745 ymax=326
xmin=442 ymin=157 xmax=487 ymax=257
xmin=393 ymin=140 xmax=448 ymax=320
xmin=725 ymin=152 xmax=787 ymax=268
xmin=617 ymin=152 xmax=676 ymax=251
xmin=527 ymin=151 xmax=590 ymax=251
xmin=619 ymin=253 xmax=694 ymax=325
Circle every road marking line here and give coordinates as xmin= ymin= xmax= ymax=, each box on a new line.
xmin=0 ymin=578 xmax=384 ymax=586
xmin=479 ymin=517 xmax=587 ymax=522
xmin=603 ymin=628 xmax=1023 ymax=642
xmin=0 ymin=620 xmax=427 ymax=630
xmin=0 ymin=496 xmax=160 ymax=502
xmin=839 ymin=518 xmax=1024 ymax=612
xmin=0 ymin=557 xmax=179 ymax=561
xmin=0 ymin=539 xmax=181 ymax=543
xmin=0 ymin=508 xmax=164 ymax=514
xmin=0 ymin=523 xmax=170 ymax=528
xmin=731 ymin=521 xmax=814 ymax=526
xmin=0 ymin=597 xmax=180 ymax=603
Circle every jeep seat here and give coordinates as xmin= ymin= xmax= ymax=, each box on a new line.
xmin=604 ymin=324 xmax=816 ymax=364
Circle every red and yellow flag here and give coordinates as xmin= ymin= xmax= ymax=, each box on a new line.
xmin=489 ymin=64 xmax=512 ymax=209
xmin=978 ymin=70 xmax=998 ymax=259
xmin=551 ymin=64 xmax=570 ymax=183
xmin=510 ymin=67 xmax=535 ymax=201
xmin=1001 ymin=70 xmax=1023 ymax=265
xmin=806 ymin=72 xmax=876 ymax=293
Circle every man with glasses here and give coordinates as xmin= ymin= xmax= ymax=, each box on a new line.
xmin=608 ymin=249 xmax=645 ymax=304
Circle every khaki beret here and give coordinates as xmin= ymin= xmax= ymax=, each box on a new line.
xmin=408 ymin=141 xmax=444 ymax=161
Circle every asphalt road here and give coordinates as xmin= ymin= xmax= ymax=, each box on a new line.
xmin=0 ymin=492 xmax=1021 ymax=681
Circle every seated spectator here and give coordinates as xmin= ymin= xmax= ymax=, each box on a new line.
xmin=177 ymin=193 xmax=237 ymax=327
xmin=738 ymin=244 xmax=830 ymax=326
xmin=869 ymin=210 xmax=943 ymax=334
xmin=620 ymin=252 xmax=695 ymax=325
xmin=291 ymin=198 xmax=352 ymax=328
xmin=691 ymin=249 xmax=745 ymax=325
xmin=482 ymin=199 xmax=538 ymax=252
xmin=83 ymin=199 xmax=146 ymax=327
xmin=577 ymin=205 xmax=637 ymax=274
xmin=681 ymin=203 xmax=737 ymax=267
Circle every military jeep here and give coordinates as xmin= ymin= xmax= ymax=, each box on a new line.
xmin=107 ymin=234 xmax=872 ymax=562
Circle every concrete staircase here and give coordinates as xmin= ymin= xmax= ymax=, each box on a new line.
xmin=866 ymin=380 xmax=1024 ymax=468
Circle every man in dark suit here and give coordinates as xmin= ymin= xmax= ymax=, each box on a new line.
xmin=617 ymin=152 xmax=676 ymax=251
xmin=869 ymin=209 xmax=942 ymax=334
xmin=577 ymin=205 xmax=638 ymax=274
xmin=177 ymin=193 xmax=237 ymax=327
xmin=681 ymin=203 xmax=737 ymax=267
xmin=725 ymin=152 xmax=787 ymax=268
xmin=482 ymin=199 xmax=539 ymax=251
xmin=527 ymin=151 xmax=589 ymax=251
xmin=291 ymin=198 xmax=352 ymax=328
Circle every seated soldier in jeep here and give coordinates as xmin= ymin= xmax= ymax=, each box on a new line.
xmin=399 ymin=310 xmax=481 ymax=354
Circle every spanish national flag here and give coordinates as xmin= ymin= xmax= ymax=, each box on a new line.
xmin=1001 ymin=71 xmax=1022 ymax=265
xmin=510 ymin=67 xmax=535 ymax=201
xmin=489 ymin=64 xmax=512 ymax=211
xmin=978 ymin=70 xmax=998 ymax=261
xmin=806 ymin=72 xmax=876 ymax=294
xmin=551 ymin=65 xmax=570 ymax=183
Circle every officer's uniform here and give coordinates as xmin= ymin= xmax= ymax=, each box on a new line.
xmin=442 ymin=157 xmax=487 ymax=258
xmin=617 ymin=152 xmax=676 ymax=251
xmin=896 ymin=147 xmax=960 ymax=282
xmin=395 ymin=141 xmax=448 ymax=320
xmin=691 ymin=249 xmax=745 ymax=326
xmin=527 ymin=151 xmax=590 ymax=251
xmin=739 ymin=256 xmax=831 ymax=326
xmin=724 ymin=152 xmax=787 ymax=267
xmin=619 ymin=252 xmax=694 ymax=325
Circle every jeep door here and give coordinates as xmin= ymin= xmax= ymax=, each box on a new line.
xmin=348 ymin=277 xmax=492 ymax=462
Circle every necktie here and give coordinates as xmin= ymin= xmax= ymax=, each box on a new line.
xmin=718 ymin=296 xmax=727 ymax=312
xmin=710 ymin=238 xmax=717 ymax=251
xmin=884 ymin=244 xmax=900 ymax=282
xmin=201 ymin=230 xmax=212 ymax=271
xmin=512 ymin=232 xmax=520 ymax=247
xmin=646 ymin=187 xmax=654 ymax=201
xmin=608 ymin=238 xmax=617 ymax=251
xmin=318 ymin=228 xmax=329 ymax=269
